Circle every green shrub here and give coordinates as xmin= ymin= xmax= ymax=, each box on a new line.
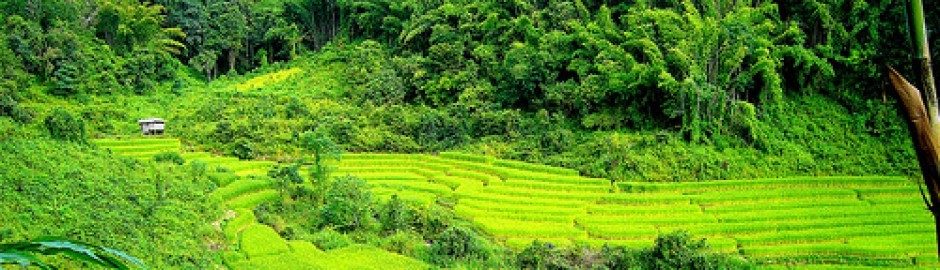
xmin=379 ymin=231 xmax=426 ymax=257
xmin=0 ymin=94 xmax=32 ymax=123
xmin=640 ymin=231 xmax=752 ymax=270
xmin=601 ymin=245 xmax=640 ymax=270
xmin=379 ymin=194 xmax=412 ymax=234
xmin=268 ymin=163 xmax=304 ymax=196
xmin=310 ymin=228 xmax=352 ymax=250
xmin=516 ymin=240 xmax=570 ymax=269
xmin=153 ymin=151 xmax=185 ymax=165
xmin=231 ymin=138 xmax=254 ymax=160
xmin=413 ymin=204 xmax=454 ymax=240
xmin=429 ymin=226 xmax=487 ymax=263
xmin=320 ymin=175 xmax=373 ymax=232
xmin=43 ymin=109 xmax=86 ymax=142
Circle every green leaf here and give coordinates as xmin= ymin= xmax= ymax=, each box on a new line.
xmin=0 ymin=251 xmax=53 ymax=270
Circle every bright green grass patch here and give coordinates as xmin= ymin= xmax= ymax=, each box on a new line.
xmin=240 ymin=224 xmax=291 ymax=257
xmin=865 ymin=195 xmax=925 ymax=205
xmin=447 ymin=168 xmax=500 ymax=185
xmin=311 ymin=245 xmax=430 ymax=269
xmin=493 ymin=178 xmax=611 ymax=193
xmin=342 ymin=153 xmax=420 ymax=160
xmin=692 ymin=188 xmax=860 ymax=204
xmin=231 ymin=253 xmax=324 ymax=270
xmin=586 ymin=203 xmax=702 ymax=215
xmin=703 ymin=198 xmax=868 ymax=212
xmin=181 ymin=152 xmax=213 ymax=160
xmin=92 ymin=138 xmax=181 ymax=147
xmin=741 ymin=242 xmax=918 ymax=258
xmin=578 ymin=224 xmax=657 ymax=239
xmin=736 ymin=225 xmax=935 ymax=245
xmin=235 ymin=67 xmax=303 ymax=91
xmin=106 ymin=144 xmax=181 ymax=153
xmin=618 ymin=176 xmax=912 ymax=193
xmin=658 ymin=222 xmax=780 ymax=236
xmin=225 ymin=208 xmax=257 ymax=243
xmin=366 ymin=179 xmax=452 ymax=195
xmin=492 ymin=158 xmax=580 ymax=176
xmin=458 ymin=198 xmax=585 ymax=215
xmin=599 ymin=193 xmax=693 ymax=205
xmin=705 ymin=236 xmax=739 ymax=253
xmin=481 ymin=185 xmax=602 ymax=201
xmin=577 ymin=214 xmax=718 ymax=226
xmin=234 ymin=168 xmax=269 ymax=177
xmin=771 ymin=214 xmax=932 ymax=231
xmin=212 ymin=179 xmax=273 ymax=202
xmin=345 ymin=172 xmax=427 ymax=181
xmin=287 ymin=240 xmax=324 ymax=255
xmin=459 ymin=190 xmax=588 ymax=208
xmin=335 ymin=166 xmax=420 ymax=174
xmin=439 ymin=151 xmax=494 ymax=163
xmin=436 ymin=175 xmax=482 ymax=191
xmin=711 ymin=205 xmax=921 ymax=222
xmin=473 ymin=217 xmax=586 ymax=238
xmin=846 ymin=234 xmax=937 ymax=247
xmin=227 ymin=190 xmax=280 ymax=208
xmin=455 ymin=205 xmax=577 ymax=223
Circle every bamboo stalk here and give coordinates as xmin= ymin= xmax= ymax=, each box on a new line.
xmin=887 ymin=66 xmax=940 ymax=257
xmin=908 ymin=0 xmax=939 ymax=125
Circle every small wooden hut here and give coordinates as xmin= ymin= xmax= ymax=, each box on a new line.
xmin=138 ymin=118 xmax=165 ymax=135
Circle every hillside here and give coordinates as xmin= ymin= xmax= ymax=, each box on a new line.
xmin=2 ymin=0 xmax=940 ymax=269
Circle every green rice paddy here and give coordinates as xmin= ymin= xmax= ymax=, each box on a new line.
xmin=334 ymin=152 xmax=940 ymax=269
xmin=93 ymin=138 xmax=940 ymax=268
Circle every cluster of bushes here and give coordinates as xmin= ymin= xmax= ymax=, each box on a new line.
xmin=0 ymin=138 xmax=223 ymax=268
xmin=517 ymin=232 xmax=751 ymax=269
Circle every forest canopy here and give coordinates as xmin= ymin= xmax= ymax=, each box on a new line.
xmin=0 ymin=0 xmax=931 ymax=140
xmin=0 ymin=0 xmax=935 ymax=181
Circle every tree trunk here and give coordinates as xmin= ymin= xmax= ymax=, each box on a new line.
xmin=887 ymin=67 xmax=940 ymax=257
xmin=228 ymin=50 xmax=236 ymax=74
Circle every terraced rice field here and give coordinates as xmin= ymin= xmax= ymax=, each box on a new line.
xmin=94 ymin=138 xmax=428 ymax=269
xmin=334 ymin=152 xmax=940 ymax=269
xmin=92 ymin=139 xmax=940 ymax=268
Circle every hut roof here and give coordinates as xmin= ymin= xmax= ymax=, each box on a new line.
xmin=138 ymin=118 xmax=165 ymax=124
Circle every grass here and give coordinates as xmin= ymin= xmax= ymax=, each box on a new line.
xmin=240 ymin=224 xmax=291 ymax=257
xmin=736 ymin=225 xmax=935 ymax=245
xmin=235 ymin=68 xmax=303 ymax=92
xmin=226 ymin=190 xmax=280 ymax=209
xmin=225 ymin=209 xmax=257 ymax=244
xmin=367 ymin=179 xmax=453 ymax=196
xmin=473 ymin=217 xmax=587 ymax=238
xmin=456 ymin=205 xmax=578 ymax=223
xmin=211 ymin=179 xmax=273 ymax=202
